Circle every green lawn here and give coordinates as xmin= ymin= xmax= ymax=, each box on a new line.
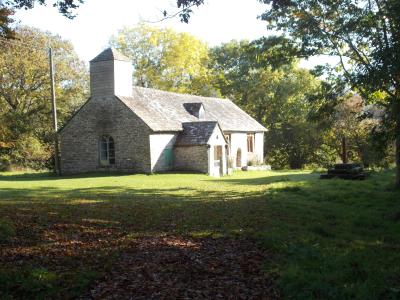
xmin=0 ymin=170 xmax=399 ymax=299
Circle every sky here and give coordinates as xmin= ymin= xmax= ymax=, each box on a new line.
xmin=14 ymin=0 xmax=334 ymax=68
xmin=14 ymin=0 xmax=268 ymax=61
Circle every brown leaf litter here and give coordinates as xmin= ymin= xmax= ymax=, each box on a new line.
xmin=84 ymin=235 xmax=279 ymax=300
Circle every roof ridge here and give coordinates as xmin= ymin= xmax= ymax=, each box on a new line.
xmin=90 ymin=47 xmax=131 ymax=63
xmin=182 ymin=121 xmax=218 ymax=124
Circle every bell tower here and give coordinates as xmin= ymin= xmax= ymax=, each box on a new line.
xmin=89 ymin=48 xmax=132 ymax=97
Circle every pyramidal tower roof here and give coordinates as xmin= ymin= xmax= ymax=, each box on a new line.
xmin=90 ymin=48 xmax=130 ymax=63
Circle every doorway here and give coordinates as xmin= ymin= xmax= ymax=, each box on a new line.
xmin=214 ymin=145 xmax=223 ymax=176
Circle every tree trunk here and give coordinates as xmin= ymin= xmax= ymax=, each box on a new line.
xmin=396 ymin=111 xmax=400 ymax=188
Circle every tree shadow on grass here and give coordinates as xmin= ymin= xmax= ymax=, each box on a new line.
xmin=1 ymin=171 xmax=399 ymax=299
xmin=0 ymin=172 xmax=55 ymax=181
xmin=0 ymin=171 xmax=136 ymax=182
xmin=0 ymin=184 xmax=270 ymax=234
xmin=211 ymin=172 xmax=319 ymax=186
xmin=0 ymin=181 xmax=281 ymax=299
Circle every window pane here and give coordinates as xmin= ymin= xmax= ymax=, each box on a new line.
xmin=109 ymin=137 xmax=115 ymax=164
xmin=100 ymin=150 xmax=108 ymax=160
xmin=99 ymin=136 xmax=115 ymax=165
xmin=100 ymin=136 xmax=109 ymax=164
xmin=108 ymin=137 xmax=115 ymax=165
xmin=247 ymin=134 xmax=254 ymax=152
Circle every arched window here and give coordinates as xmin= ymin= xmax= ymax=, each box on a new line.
xmin=99 ymin=136 xmax=115 ymax=166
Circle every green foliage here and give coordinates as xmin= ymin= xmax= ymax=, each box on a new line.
xmin=110 ymin=23 xmax=215 ymax=96
xmin=210 ymin=40 xmax=324 ymax=168
xmin=0 ymin=7 xmax=15 ymax=38
xmin=260 ymin=0 xmax=399 ymax=99
xmin=174 ymin=0 xmax=400 ymax=180
xmin=259 ymin=0 xmax=400 ymax=184
xmin=211 ymin=39 xmax=389 ymax=169
xmin=310 ymin=92 xmax=394 ymax=168
xmin=175 ymin=0 xmax=205 ymax=23
xmin=0 ymin=27 xmax=88 ymax=170
xmin=0 ymin=156 xmax=11 ymax=172
xmin=7 ymin=134 xmax=51 ymax=169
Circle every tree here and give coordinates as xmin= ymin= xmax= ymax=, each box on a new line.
xmin=321 ymin=94 xmax=391 ymax=167
xmin=0 ymin=26 xmax=88 ymax=169
xmin=110 ymin=23 xmax=215 ymax=96
xmin=258 ymin=0 xmax=400 ymax=184
xmin=173 ymin=0 xmax=400 ymax=185
xmin=0 ymin=7 xmax=15 ymax=38
xmin=211 ymin=40 xmax=323 ymax=168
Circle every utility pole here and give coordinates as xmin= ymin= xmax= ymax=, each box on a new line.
xmin=49 ymin=48 xmax=60 ymax=175
xmin=342 ymin=136 xmax=348 ymax=164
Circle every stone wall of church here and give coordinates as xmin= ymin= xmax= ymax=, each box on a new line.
xmin=59 ymin=96 xmax=152 ymax=174
xmin=173 ymin=145 xmax=209 ymax=173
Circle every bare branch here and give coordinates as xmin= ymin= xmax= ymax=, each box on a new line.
xmin=143 ymin=3 xmax=198 ymax=24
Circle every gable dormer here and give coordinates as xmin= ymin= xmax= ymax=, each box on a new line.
xmin=90 ymin=48 xmax=132 ymax=98
xmin=183 ymin=103 xmax=205 ymax=120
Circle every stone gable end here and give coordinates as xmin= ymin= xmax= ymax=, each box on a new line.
xmin=60 ymin=96 xmax=151 ymax=174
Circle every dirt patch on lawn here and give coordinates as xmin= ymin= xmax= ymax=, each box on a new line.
xmin=85 ymin=236 xmax=279 ymax=300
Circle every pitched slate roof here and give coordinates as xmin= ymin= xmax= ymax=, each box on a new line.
xmin=175 ymin=121 xmax=219 ymax=146
xmin=117 ymin=87 xmax=266 ymax=132
xmin=90 ymin=48 xmax=130 ymax=63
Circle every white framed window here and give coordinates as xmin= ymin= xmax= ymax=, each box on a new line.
xmin=99 ymin=135 xmax=115 ymax=166
xmin=247 ymin=134 xmax=254 ymax=153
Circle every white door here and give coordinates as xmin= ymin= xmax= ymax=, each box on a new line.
xmin=213 ymin=145 xmax=223 ymax=176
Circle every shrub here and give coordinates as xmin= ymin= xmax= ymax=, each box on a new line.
xmin=266 ymin=149 xmax=290 ymax=169
xmin=248 ymin=155 xmax=263 ymax=166
xmin=5 ymin=134 xmax=51 ymax=170
xmin=0 ymin=156 xmax=11 ymax=172
xmin=302 ymin=163 xmax=326 ymax=172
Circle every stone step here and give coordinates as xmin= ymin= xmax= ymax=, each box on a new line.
xmin=328 ymin=167 xmax=363 ymax=175
xmin=334 ymin=163 xmax=363 ymax=170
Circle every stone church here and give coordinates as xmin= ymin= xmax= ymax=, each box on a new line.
xmin=59 ymin=48 xmax=266 ymax=176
